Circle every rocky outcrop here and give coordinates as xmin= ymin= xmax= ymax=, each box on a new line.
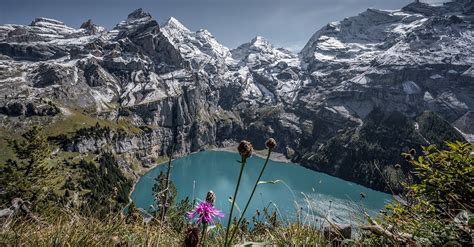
xmin=0 ymin=100 xmax=59 ymax=117
xmin=0 ymin=43 xmax=67 ymax=61
xmin=80 ymin=19 xmax=105 ymax=35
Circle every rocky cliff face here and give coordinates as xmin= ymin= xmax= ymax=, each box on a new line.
xmin=0 ymin=1 xmax=472 ymax=192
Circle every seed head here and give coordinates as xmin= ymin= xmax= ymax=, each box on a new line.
xmin=265 ymin=138 xmax=277 ymax=150
xmin=238 ymin=140 xmax=253 ymax=160
xmin=206 ymin=191 xmax=216 ymax=205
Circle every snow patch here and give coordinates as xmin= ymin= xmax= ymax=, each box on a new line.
xmin=402 ymin=81 xmax=421 ymax=94
xmin=430 ymin=74 xmax=443 ymax=79
xmin=424 ymin=91 xmax=434 ymax=101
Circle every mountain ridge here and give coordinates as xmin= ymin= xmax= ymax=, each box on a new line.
xmin=0 ymin=0 xmax=472 ymax=192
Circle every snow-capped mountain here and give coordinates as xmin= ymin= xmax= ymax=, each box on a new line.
xmin=296 ymin=0 xmax=473 ymax=129
xmin=0 ymin=0 xmax=472 ymax=192
xmin=161 ymin=17 xmax=232 ymax=66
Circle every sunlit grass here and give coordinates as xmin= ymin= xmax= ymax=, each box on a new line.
xmin=0 ymin=210 xmax=330 ymax=246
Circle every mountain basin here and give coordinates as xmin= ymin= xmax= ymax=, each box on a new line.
xmin=131 ymin=150 xmax=392 ymax=226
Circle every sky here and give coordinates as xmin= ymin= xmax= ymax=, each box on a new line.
xmin=0 ymin=0 xmax=449 ymax=52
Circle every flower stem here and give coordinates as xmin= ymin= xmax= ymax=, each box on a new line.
xmin=229 ymin=148 xmax=273 ymax=244
xmin=224 ymin=157 xmax=247 ymax=246
xmin=201 ymin=222 xmax=207 ymax=247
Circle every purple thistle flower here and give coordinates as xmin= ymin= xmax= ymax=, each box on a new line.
xmin=187 ymin=201 xmax=224 ymax=224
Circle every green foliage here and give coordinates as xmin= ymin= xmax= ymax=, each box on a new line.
xmin=0 ymin=211 xmax=182 ymax=246
xmin=0 ymin=126 xmax=52 ymax=204
xmin=79 ymin=153 xmax=133 ymax=217
xmin=310 ymin=109 xmax=423 ymax=192
xmin=44 ymin=109 xmax=141 ymax=137
xmin=361 ymin=142 xmax=473 ymax=246
xmin=407 ymin=142 xmax=473 ymax=214
xmin=416 ymin=111 xmax=465 ymax=147
xmin=126 ymin=202 xmax=142 ymax=224
xmin=10 ymin=126 xmax=51 ymax=174
xmin=229 ymin=206 xmax=326 ymax=246
xmin=3 ymin=116 xmax=470 ymax=245
xmin=0 ymin=207 xmax=327 ymax=247
xmin=51 ymin=122 xmax=126 ymax=151
xmin=152 ymin=170 xmax=177 ymax=217
xmin=0 ymin=128 xmax=17 ymax=163
xmin=167 ymin=197 xmax=193 ymax=233
xmin=307 ymin=109 xmax=467 ymax=193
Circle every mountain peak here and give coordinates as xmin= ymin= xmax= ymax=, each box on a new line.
xmin=127 ymin=8 xmax=152 ymax=20
xmin=250 ymin=36 xmax=273 ymax=48
xmin=251 ymin=35 xmax=269 ymax=43
xmin=164 ymin=17 xmax=190 ymax=32
xmin=113 ymin=8 xmax=159 ymax=38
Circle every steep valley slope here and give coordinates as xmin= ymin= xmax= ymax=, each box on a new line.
xmin=0 ymin=0 xmax=472 ymax=194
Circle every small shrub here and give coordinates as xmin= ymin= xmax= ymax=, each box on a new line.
xmin=361 ymin=142 xmax=473 ymax=246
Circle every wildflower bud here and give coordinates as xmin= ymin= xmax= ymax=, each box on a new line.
xmin=409 ymin=148 xmax=416 ymax=156
xmin=110 ymin=236 xmax=120 ymax=245
xmin=184 ymin=227 xmax=200 ymax=247
xmin=238 ymin=140 xmax=253 ymax=160
xmin=265 ymin=138 xmax=277 ymax=150
xmin=206 ymin=191 xmax=216 ymax=205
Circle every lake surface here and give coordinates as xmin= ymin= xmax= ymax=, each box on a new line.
xmin=131 ymin=151 xmax=392 ymax=226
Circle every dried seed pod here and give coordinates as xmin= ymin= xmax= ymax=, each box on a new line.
xmin=265 ymin=138 xmax=277 ymax=150
xmin=206 ymin=190 xmax=216 ymax=205
xmin=238 ymin=140 xmax=253 ymax=160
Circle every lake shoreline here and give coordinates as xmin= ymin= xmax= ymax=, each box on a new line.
xmin=126 ymin=145 xmax=291 ymax=209
xmin=211 ymin=146 xmax=291 ymax=163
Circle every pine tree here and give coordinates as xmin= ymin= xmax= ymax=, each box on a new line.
xmin=11 ymin=126 xmax=51 ymax=175
xmin=0 ymin=126 xmax=51 ymax=203
xmin=79 ymin=153 xmax=133 ymax=217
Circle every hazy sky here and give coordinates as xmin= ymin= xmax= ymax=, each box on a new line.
xmin=0 ymin=0 xmax=448 ymax=52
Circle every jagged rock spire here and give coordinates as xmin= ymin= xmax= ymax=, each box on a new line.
xmin=80 ymin=19 xmax=104 ymax=35
xmin=127 ymin=8 xmax=152 ymax=20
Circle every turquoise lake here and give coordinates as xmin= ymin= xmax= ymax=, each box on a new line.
xmin=131 ymin=151 xmax=392 ymax=225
